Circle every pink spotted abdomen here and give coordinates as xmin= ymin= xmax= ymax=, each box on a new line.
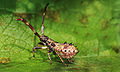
xmin=54 ymin=43 xmax=78 ymax=59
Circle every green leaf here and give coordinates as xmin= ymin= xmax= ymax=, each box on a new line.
xmin=0 ymin=0 xmax=120 ymax=72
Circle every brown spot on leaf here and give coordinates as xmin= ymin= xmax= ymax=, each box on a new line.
xmin=71 ymin=68 xmax=81 ymax=70
xmin=0 ymin=57 xmax=10 ymax=64
xmin=112 ymin=46 xmax=120 ymax=53
xmin=47 ymin=10 xmax=61 ymax=22
xmin=103 ymin=35 xmax=108 ymax=40
xmin=85 ymin=32 xmax=90 ymax=37
xmin=14 ymin=13 xmax=33 ymax=20
xmin=101 ymin=19 xmax=109 ymax=30
xmin=0 ymin=22 xmax=3 ymax=26
xmin=80 ymin=15 xmax=88 ymax=25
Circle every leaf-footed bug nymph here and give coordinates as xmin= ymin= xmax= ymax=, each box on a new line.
xmin=16 ymin=3 xmax=78 ymax=66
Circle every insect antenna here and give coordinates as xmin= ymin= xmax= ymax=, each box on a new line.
xmin=16 ymin=18 xmax=41 ymax=39
xmin=41 ymin=3 xmax=49 ymax=36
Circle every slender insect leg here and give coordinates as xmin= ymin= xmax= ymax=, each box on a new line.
xmin=56 ymin=52 xmax=67 ymax=66
xmin=67 ymin=58 xmax=74 ymax=63
xmin=33 ymin=46 xmax=47 ymax=57
xmin=37 ymin=42 xmax=46 ymax=46
xmin=47 ymin=51 xmax=52 ymax=64
xmin=41 ymin=15 xmax=44 ymax=35
xmin=41 ymin=3 xmax=49 ymax=36
xmin=16 ymin=18 xmax=41 ymax=39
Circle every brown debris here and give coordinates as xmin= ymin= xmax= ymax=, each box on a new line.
xmin=0 ymin=57 xmax=10 ymax=64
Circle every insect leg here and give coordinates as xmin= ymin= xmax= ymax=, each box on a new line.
xmin=41 ymin=3 xmax=49 ymax=36
xmin=47 ymin=50 xmax=52 ymax=64
xmin=56 ymin=52 xmax=67 ymax=66
xmin=33 ymin=46 xmax=47 ymax=57
xmin=67 ymin=58 xmax=74 ymax=63
xmin=16 ymin=18 xmax=41 ymax=39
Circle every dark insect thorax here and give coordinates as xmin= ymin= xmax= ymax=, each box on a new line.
xmin=40 ymin=35 xmax=55 ymax=50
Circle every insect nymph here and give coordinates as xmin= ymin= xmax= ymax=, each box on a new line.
xmin=16 ymin=3 xmax=78 ymax=66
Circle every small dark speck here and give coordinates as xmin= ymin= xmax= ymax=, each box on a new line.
xmin=73 ymin=51 xmax=75 ymax=53
xmin=64 ymin=42 xmax=67 ymax=44
xmin=51 ymin=42 xmax=56 ymax=47
xmin=48 ymin=45 xmax=52 ymax=50
xmin=65 ymin=50 xmax=67 ymax=52
xmin=69 ymin=43 xmax=72 ymax=45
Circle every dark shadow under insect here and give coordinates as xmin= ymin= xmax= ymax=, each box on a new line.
xmin=16 ymin=3 xmax=78 ymax=66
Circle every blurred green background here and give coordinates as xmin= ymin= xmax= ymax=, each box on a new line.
xmin=0 ymin=0 xmax=120 ymax=72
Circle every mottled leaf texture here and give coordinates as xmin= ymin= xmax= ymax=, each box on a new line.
xmin=0 ymin=0 xmax=120 ymax=72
